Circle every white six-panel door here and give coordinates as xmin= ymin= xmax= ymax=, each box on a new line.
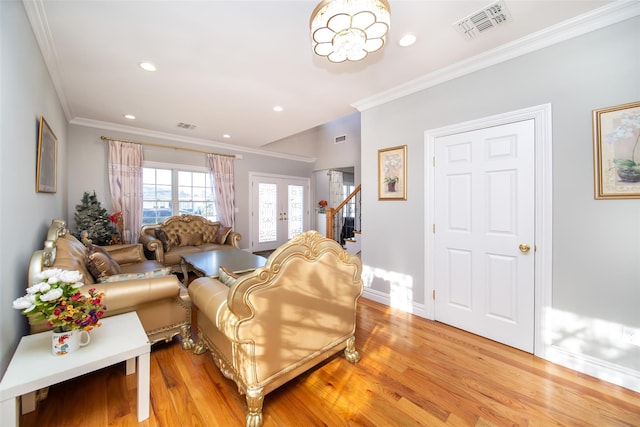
xmin=434 ymin=119 xmax=535 ymax=352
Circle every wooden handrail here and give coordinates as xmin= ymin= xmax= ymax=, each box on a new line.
xmin=335 ymin=184 xmax=361 ymax=212
xmin=325 ymin=184 xmax=361 ymax=241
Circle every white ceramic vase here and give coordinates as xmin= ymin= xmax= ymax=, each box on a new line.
xmin=51 ymin=329 xmax=91 ymax=356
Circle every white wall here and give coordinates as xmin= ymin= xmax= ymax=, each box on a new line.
xmin=360 ymin=16 xmax=640 ymax=383
xmin=0 ymin=1 xmax=68 ymax=372
xmin=264 ymin=111 xmax=361 ymax=174
xmin=266 ymin=111 xmax=362 ymax=231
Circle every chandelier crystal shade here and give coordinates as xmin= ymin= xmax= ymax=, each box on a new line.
xmin=310 ymin=0 xmax=391 ymax=63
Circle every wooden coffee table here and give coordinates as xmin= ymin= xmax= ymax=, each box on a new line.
xmin=180 ymin=248 xmax=267 ymax=286
xmin=0 ymin=312 xmax=150 ymax=426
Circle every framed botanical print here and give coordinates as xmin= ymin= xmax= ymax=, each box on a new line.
xmin=593 ymin=101 xmax=640 ymax=199
xmin=36 ymin=116 xmax=57 ymax=193
xmin=378 ymin=145 xmax=407 ymax=200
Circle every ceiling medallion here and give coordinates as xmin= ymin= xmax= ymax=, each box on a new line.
xmin=310 ymin=0 xmax=391 ymax=63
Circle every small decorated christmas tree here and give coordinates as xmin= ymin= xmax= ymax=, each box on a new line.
xmin=73 ymin=191 xmax=118 ymax=246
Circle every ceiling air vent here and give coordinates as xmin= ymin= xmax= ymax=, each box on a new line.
xmin=454 ymin=0 xmax=512 ymax=40
xmin=334 ymin=135 xmax=347 ymax=144
xmin=177 ymin=122 xmax=197 ymax=130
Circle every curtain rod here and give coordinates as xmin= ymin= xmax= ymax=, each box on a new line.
xmin=99 ymin=136 xmax=237 ymax=158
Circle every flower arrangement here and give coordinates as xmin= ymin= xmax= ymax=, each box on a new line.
xmin=109 ymin=211 xmax=124 ymax=244
xmin=606 ymin=108 xmax=640 ymax=181
xmin=384 ymin=176 xmax=398 ymax=184
xmin=318 ymin=200 xmax=328 ymax=213
xmin=13 ymin=269 xmax=106 ymax=332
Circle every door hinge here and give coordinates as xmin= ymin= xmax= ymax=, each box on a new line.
xmin=432 ymin=224 xmax=435 ymax=233
xmin=432 ymin=290 xmax=436 ymax=300
xmin=433 ymin=156 xmax=435 ymax=167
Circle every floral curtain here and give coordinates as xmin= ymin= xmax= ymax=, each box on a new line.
xmin=207 ymin=154 xmax=235 ymax=229
xmin=108 ymin=140 xmax=143 ymax=244
xmin=329 ymin=170 xmax=344 ymax=242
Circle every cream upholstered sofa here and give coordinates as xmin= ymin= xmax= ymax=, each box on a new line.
xmin=28 ymin=219 xmax=193 ymax=348
xmin=188 ymin=231 xmax=363 ymax=427
xmin=139 ymin=214 xmax=241 ymax=273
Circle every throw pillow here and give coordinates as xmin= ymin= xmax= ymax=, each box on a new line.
xmin=216 ymin=226 xmax=232 ymax=245
xmin=218 ymin=266 xmax=238 ymax=288
xmin=177 ymin=232 xmax=204 ymax=246
xmin=154 ymin=228 xmax=170 ymax=252
xmin=86 ymin=246 xmax=121 ymax=280
xmin=98 ymin=267 xmax=172 ymax=283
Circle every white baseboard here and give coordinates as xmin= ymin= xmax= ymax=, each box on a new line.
xmin=361 ymin=289 xmax=429 ymax=319
xmin=545 ymin=345 xmax=640 ymax=393
xmin=362 ymin=288 xmax=389 ymax=305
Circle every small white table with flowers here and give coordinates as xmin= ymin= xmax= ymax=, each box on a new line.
xmin=0 ymin=312 xmax=150 ymax=426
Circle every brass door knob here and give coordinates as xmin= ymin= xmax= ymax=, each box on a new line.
xmin=519 ymin=244 xmax=531 ymax=253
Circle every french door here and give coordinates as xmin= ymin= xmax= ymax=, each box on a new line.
xmin=250 ymin=173 xmax=310 ymax=252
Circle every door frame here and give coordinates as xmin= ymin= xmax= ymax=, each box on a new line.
xmin=424 ymin=104 xmax=552 ymax=358
xmin=248 ymin=171 xmax=311 ymax=252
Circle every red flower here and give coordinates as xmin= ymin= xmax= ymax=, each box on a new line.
xmin=109 ymin=212 xmax=122 ymax=224
xmin=318 ymin=200 xmax=328 ymax=207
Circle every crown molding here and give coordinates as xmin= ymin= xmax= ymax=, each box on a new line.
xmin=23 ymin=0 xmax=73 ymax=121
xmin=352 ymin=1 xmax=640 ymax=112
xmin=70 ymin=118 xmax=317 ymax=163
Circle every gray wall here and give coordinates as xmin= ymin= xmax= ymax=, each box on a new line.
xmin=266 ymin=111 xmax=362 ymax=230
xmin=67 ymin=125 xmax=315 ymax=251
xmin=264 ymin=111 xmax=361 ymax=174
xmin=0 ymin=1 xmax=68 ymax=372
xmin=360 ymin=17 xmax=640 ymax=374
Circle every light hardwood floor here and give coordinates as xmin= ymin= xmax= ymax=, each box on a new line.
xmin=20 ymin=298 xmax=640 ymax=426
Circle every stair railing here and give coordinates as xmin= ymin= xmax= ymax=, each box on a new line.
xmin=325 ymin=184 xmax=361 ymax=244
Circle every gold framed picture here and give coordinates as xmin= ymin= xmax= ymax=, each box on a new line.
xmin=593 ymin=101 xmax=640 ymax=199
xmin=36 ymin=116 xmax=57 ymax=193
xmin=378 ymin=145 xmax=407 ymax=200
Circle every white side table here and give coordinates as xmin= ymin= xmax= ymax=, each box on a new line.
xmin=0 ymin=312 xmax=150 ymax=426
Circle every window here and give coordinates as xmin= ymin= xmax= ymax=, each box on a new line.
xmin=143 ymin=166 xmax=216 ymax=225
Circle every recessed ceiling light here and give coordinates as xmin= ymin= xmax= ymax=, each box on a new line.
xmin=273 ymin=106 xmax=283 ymax=112
xmin=123 ymin=114 xmax=136 ymax=120
xmin=139 ymin=62 xmax=156 ymax=72
xmin=223 ymin=134 xmax=231 ymax=139
xmin=398 ymin=33 xmax=417 ymax=47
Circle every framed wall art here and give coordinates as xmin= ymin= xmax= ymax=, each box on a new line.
xmin=593 ymin=101 xmax=640 ymax=199
xmin=378 ymin=145 xmax=407 ymax=200
xmin=36 ymin=115 xmax=57 ymax=193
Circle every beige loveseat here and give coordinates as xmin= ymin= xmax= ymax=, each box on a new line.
xmin=188 ymin=231 xmax=363 ymax=427
xmin=28 ymin=219 xmax=193 ymax=349
xmin=139 ymin=214 xmax=241 ymax=273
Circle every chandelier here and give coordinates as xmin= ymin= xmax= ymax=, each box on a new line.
xmin=310 ymin=0 xmax=391 ymax=63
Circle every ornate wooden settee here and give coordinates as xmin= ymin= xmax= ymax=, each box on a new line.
xmin=188 ymin=231 xmax=363 ymax=427
xmin=139 ymin=214 xmax=241 ymax=273
xmin=28 ymin=219 xmax=193 ymax=348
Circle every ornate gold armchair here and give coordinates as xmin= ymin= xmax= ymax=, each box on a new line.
xmin=188 ymin=231 xmax=363 ymax=427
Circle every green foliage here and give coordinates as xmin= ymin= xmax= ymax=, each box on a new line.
xmin=384 ymin=176 xmax=398 ymax=184
xmin=613 ymin=158 xmax=640 ymax=171
xmin=73 ymin=191 xmax=117 ymax=246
